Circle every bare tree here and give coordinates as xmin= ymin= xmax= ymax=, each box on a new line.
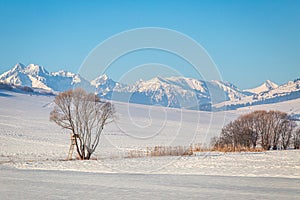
xmin=293 ymin=127 xmax=300 ymax=149
xmin=258 ymin=110 xmax=273 ymax=150
xmin=218 ymin=119 xmax=252 ymax=150
xmin=241 ymin=113 xmax=259 ymax=149
xmin=255 ymin=110 xmax=287 ymax=150
xmin=50 ymin=88 xmax=114 ymax=160
xmin=279 ymin=119 xmax=296 ymax=150
xmin=250 ymin=110 xmax=294 ymax=150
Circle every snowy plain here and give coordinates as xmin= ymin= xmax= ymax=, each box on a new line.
xmin=0 ymin=89 xmax=300 ymax=199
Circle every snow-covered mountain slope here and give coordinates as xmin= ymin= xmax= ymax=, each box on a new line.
xmin=90 ymin=74 xmax=122 ymax=95
xmin=0 ymin=63 xmax=91 ymax=92
xmin=255 ymin=79 xmax=300 ymax=101
xmin=0 ymin=63 xmax=41 ymax=88
xmin=101 ymin=76 xmax=247 ymax=110
xmin=208 ymin=80 xmax=247 ymax=101
xmin=244 ymin=80 xmax=278 ymax=94
xmin=216 ymin=79 xmax=300 ymax=110
xmin=129 ymin=76 xmax=211 ymax=108
xmin=49 ymin=70 xmax=92 ymax=92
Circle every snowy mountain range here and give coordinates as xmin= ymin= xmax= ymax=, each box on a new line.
xmin=215 ymin=79 xmax=300 ymax=110
xmin=0 ymin=63 xmax=92 ymax=92
xmin=1 ymin=63 xmax=299 ymax=111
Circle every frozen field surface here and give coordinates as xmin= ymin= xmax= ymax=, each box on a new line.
xmin=1 ymin=166 xmax=299 ymax=200
xmin=1 ymin=90 xmax=300 ymax=199
xmin=3 ymin=150 xmax=300 ymax=178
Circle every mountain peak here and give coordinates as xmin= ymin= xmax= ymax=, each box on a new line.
xmin=24 ymin=64 xmax=49 ymax=76
xmin=91 ymin=74 xmax=109 ymax=82
xmin=153 ymin=76 xmax=166 ymax=82
xmin=13 ymin=63 xmax=26 ymax=70
xmin=100 ymin=74 xmax=108 ymax=81
xmin=91 ymin=74 xmax=113 ymax=88
xmin=265 ymin=80 xmax=278 ymax=89
xmin=0 ymin=63 xmax=26 ymax=83
xmin=244 ymin=80 xmax=278 ymax=94
xmin=51 ymin=70 xmax=75 ymax=77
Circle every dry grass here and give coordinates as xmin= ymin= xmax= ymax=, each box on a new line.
xmin=211 ymin=145 xmax=264 ymax=153
xmin=125 ymin=144 xmax=209 ymax=158
xmin=124 ymin=144 xmax=265 ymax=158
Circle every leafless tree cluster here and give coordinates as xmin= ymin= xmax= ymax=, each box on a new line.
xmin=212 ymin=110 xmax=298 ymax=151
xmin=50 ymin=88 xmax=114 ymax=160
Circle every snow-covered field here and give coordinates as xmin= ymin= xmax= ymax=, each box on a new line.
xmin=1 ymin=90 xmax=300 ymax=199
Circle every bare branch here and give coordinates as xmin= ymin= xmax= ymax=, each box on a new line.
xmin=50 ymin=88 xmax=115 ymax=160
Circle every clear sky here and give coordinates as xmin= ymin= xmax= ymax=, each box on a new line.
xmin=0 ymin=0 xmax=299 ymax=89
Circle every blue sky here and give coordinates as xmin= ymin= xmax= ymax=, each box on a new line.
xmin=0 ymin=0 xmax=299 ymax=89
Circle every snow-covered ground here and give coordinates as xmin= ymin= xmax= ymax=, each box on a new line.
xmin=1 ymin=165 xmax=299 ymax=200
xmin=5 ymin=150 xmax=299 ymax=178
xmin=1 ymin=90 xmax=300 ymax=199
